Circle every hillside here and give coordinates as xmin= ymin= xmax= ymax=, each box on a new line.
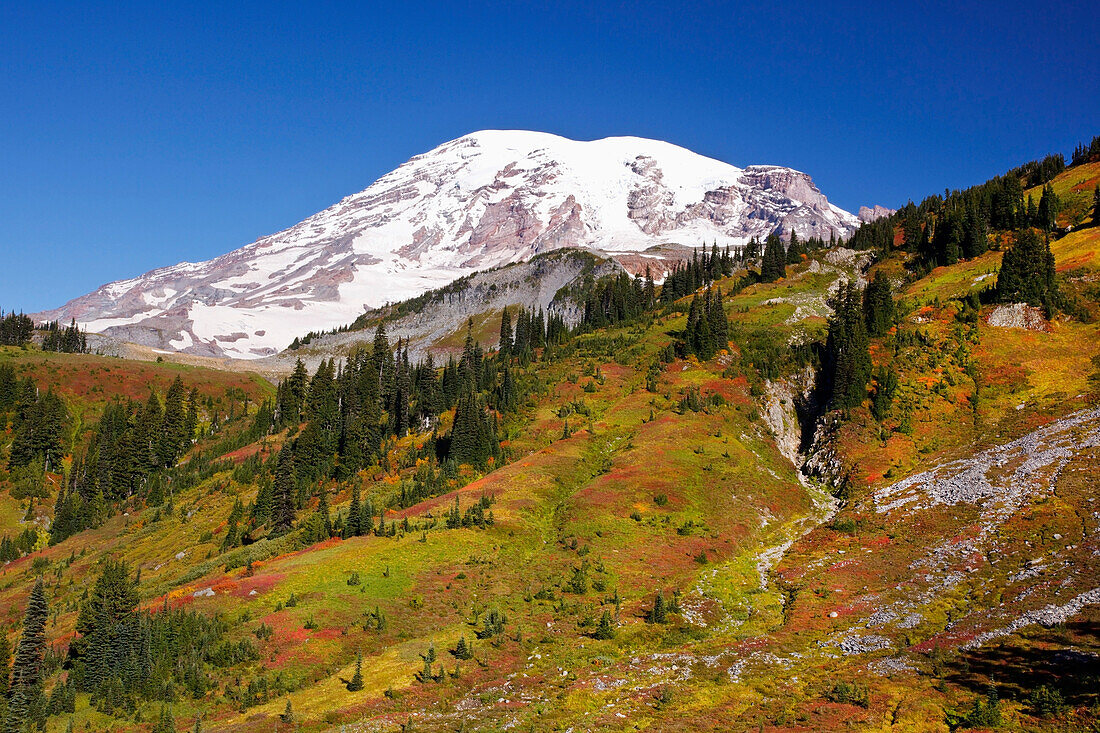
xmin=0 ymin=153 xmax=1098 ymax=732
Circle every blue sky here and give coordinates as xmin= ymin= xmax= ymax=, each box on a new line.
xmin=1 ymin=1 xmax=1097 ymax=311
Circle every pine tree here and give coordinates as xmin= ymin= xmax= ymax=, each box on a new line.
xmin=995 ymin=228 xmax=1057 ymax=310
xmin=826 ymin=282 xmax=873 ymax=411
xmin=1092 ymin=185 xmax=1100 ymax=227
xmin=594 ymin=610 xmax=615 ymax=639
xmin=453 ymin=636 xmax=473 ymax=660
xmin=644 ymin=265 xmax=657 ymax=308
xmin=785 ymin=229 xmax=803 ymax=264
xmin=498 ymin=307 xmax=513 ymax=357
xmin=1037 ymin=183 xmax=1059 ymax=231
xmin=347 ymin=484 xmax=362 ymax=537
xmin=158 ymin=376 xmax=187 ymax=467
xmin=346 ymin=651 xmax=364 ymax=691
xmin=963 ymin=207 xmax=988 ymax=258
xmin=271 ymin=447 xmax=297 ymax=535
xmin=280 ymin=699 xmax=294 ymax=723
xmin=5 ymin=578 xmax=48 ymax=733
xmin=152 ymin=705 xmax=175 ymax=733
xmin=648 ymin=590 xmax=668 ymax=624
xmin=760 ymin=234 xmax=786 ymax=282
xmin=862 ymin=272 xmax=894 ymax=337
xmin=0 ymin=631 xmax=10 ymax=697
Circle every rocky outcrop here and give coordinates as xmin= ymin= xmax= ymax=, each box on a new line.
xmin=986 ymin=302 xmax=1050 ymax=331
xmin=260 ymin=250 xmax=621 ymax=372
xmin=858 ymin=205 xmax=895 ymax=223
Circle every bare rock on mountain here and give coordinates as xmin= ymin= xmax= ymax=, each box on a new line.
xmin=987 ymin=303 xmax=1050 ymax=332
xmin=858 ymin=205 xmax=895 ymax=222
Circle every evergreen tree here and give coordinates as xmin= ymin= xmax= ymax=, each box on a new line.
xmin=643 ymin=265 xmax=657 ymax=308
xmin=1036 ymin=183 xmax=1059 ymax=231
xmin=963 ymin=207 xmax=988 ymax=258
xmin=785 ymin=229 xmax=804 ymax=264
xmin=346 ymin=651 xmax=364 ymax=691
xmin=0 ymin=631 xmax=10 ymax=698
xmin=5 ymin=578 xmax=48 ymax=733
xmin=647 ymin=590 xmax=668 ymax=624
xmin=453 ymin=636 xmax=473 ymax=660
xmin=347 ymin=484 xmax=362 ymax=537
xmin=271 ymin=447 xmax=297 ymax=535
xmin=152 ymin=706 xmax=175 ymax=733
xmin=158 ymin=376 xmax=187 ymax=467
xmin=594 ymin=610 xmax=615 ymax=639
xmin=862 ymin=272 xmax=894 ymax=337
xmin=995 ymin=228 xmax=1057 ymax=310
xmin=760 ymin=234 xmax=786 ymax=282
xmin=1093 ymin=185 xmax=1100 ymax=226
xmin=497 ymin=307 xmax=513 ymax=357
xmin=826 ymin=282 xmax=872 ymax=411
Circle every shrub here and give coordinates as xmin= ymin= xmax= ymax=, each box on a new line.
xmin=1028 ymin=685 xmax=1067 ymax=717
xmin=824 ymin=680 xmax=869 ymax=708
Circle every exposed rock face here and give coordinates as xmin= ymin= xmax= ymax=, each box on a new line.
xmin=263 ymin=250 xmax=621 ymax=373
xmin=858 ymin=204 xmax=895 ymax=223
xmin=987 ymin=303 xmax=1050 ymax=332
xmin=36 ymin=130 xmax=859 ymax=359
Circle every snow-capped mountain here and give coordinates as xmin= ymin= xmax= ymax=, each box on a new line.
xmin=36 ymin=130 xmax=861 ymax=359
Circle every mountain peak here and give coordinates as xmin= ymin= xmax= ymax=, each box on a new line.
xmin=35 ymin=132 xmax=860 ymax=359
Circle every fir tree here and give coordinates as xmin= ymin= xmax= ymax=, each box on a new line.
xmin=647 ymin=589 xmax=668 ymax=624
xmin=152 ymin=706 xmax=175 ymax=733
xmin=594 ymin=610 xmax=615 ymax=640
xmin=497 ymin=306 xmax=513 ymax=357
xmin=453 ymin=636 xmax=473 ymax=660
xmin=862 ymin=272 xmax=894 ymax=337
xmin=0 ymin=631 xmax=10 ymax=697
xmin=995 ymin=228 xmax=1057 ymax=310
xmin=5 ymin=578 xmax=48 ymax=733
xmin=760 ymin=233 xmax=786 ymax=282
xmin=347 ymin=484 xmax=362 ymax=537
xmin=1036 ymin=183 xmax=1059 ymax=231
xmin=826 ymin=282 xmax=872 ymax=411
xmin=346 ymin=651 xmax=364 ymax=691
xmin=1093 ymin=185 xmax=1100 ymax=226
xmin=271 ymin=447 xmax=298 ymax=535
xmin=785 ymin=229 xmax=804 ymax=264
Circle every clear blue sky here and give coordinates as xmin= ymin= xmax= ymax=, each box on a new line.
xmin=2 ymin=1 xmax=1097 ymax=311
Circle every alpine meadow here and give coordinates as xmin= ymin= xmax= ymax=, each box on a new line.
xmin=2 ymin=3 xmax=1099 ymax=731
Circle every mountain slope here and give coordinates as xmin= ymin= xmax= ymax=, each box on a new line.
xmin=35 ymin=130 xmax=860 ymax=359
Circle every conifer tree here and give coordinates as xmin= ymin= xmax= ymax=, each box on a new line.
xmin=346 ymin=651 xmax=364 ymax=691
xmin=995 ymin=228 xmax=1057 ymax=310
xmin=1092 ymin=185 xmax=1100 ymax=226
xmin=152 ymin=706 xmax=175 ymax=733
xmin=271 ymin=447 xmax=297 ymax=535
xmin=158 ymin=376 xmax=187 ymax=467
xmin=1037 ymin=183 xmax=1059 ymax=231
xmin=648 ymin=589 xmax=668 ymax=624
xmin=347 ymin=484 xmax=362 ymax=537
xmin=760 ymin=234 xmax=786 ymax=282
xmin=0 ymin=631 xmax=10 ymax=698
xmin=497 ymin=307 xmax=512 ymax=357
xmin=785 ymin=229 xmax=803 ymax=264
xmin=5 ymin=578 xmax=48 ymax=733
xmin=826 ymin=282 xmax=872 ymax=411
xmin=862 ymin=272 xmax=894 ymax=337
xmin=594 ymin=610 xmax=615 ymax=639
